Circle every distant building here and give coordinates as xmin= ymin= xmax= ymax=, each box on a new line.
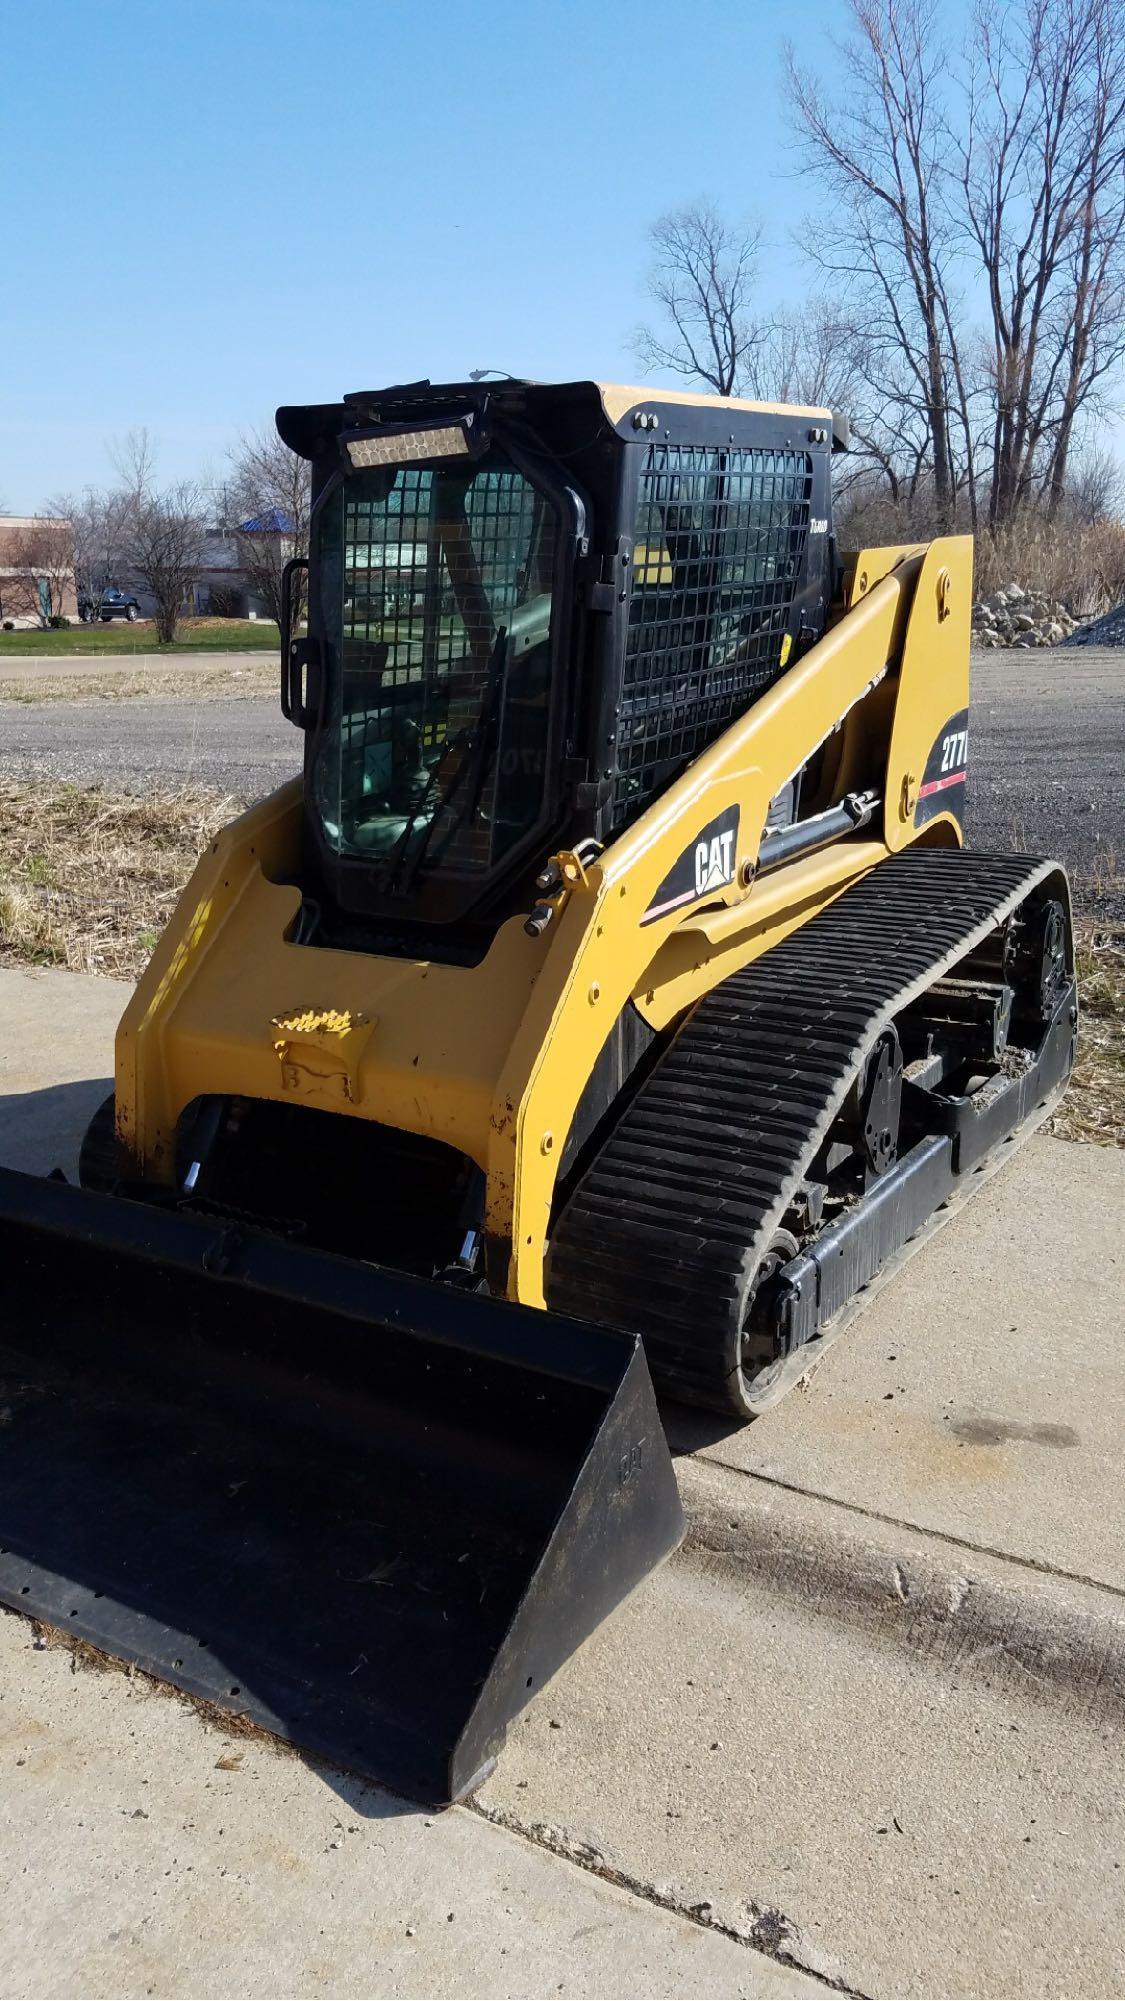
xmin=174 ymin=511 xmax=297 ymax=619
xmin=191 ymin=526 xmax=263 ymax=618
xmin=196 ymin=510 xmax=299 ymax=619
xmin=115 ymin=526 xmax=259 ymax=621
xmin=0 ymin=515 xmax=78 ymax=626
xmin=0 ymin=508 xmax=297 ymax=626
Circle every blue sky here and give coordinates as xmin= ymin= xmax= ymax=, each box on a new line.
xmin=1 ymin=0 xmax=855 ymax=508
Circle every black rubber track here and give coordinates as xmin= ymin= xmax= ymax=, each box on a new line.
xmin=546 ymin=847 xmax=1068 ymax=1413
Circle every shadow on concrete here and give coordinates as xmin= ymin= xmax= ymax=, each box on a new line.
xmin=0 ymin=1078 xmax=111 ymax=1180
xmin=661 ymin=1402 xmax=747 ymax=1455
xmin=0 ymin=1086 xmax=425 ymax=1820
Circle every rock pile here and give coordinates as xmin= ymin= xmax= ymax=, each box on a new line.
xmin=971 ymin=584 xmax=1081 ymax=648
xmin=1059 ymin=600 xmax=1125 ymax=647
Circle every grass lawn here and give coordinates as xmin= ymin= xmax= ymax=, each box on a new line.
xmin=0 ymin=618 xmax=280 ymax=657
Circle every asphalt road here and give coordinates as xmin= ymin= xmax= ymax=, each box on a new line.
xmin=2 ymin=645 xmax=1122 ymax=912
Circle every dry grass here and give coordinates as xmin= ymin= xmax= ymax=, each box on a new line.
xmin=1070 ymin=843 xmax=1123 ymax=918
xmin=973 ymin=517 xmax=1125 ymax=617
xmin=0 ymin=780 xmax=234 ymax=979
xmin=1046 ymin=917 xmax=1125 ymax=1147
xmin=0 ymin=661 xmax=276 ymax=703
xmin=1042 ymin=842 xmax=1124 ymax=1146
xmin=840 ymin=490 xmax=1125 ymax=617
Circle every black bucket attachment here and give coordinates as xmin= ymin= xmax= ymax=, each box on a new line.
xmin=0 ymin=1166 xmax=682 ymax=1803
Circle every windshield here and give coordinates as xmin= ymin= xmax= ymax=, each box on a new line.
xmin=313 ymin=448 xmax=558 ymax=888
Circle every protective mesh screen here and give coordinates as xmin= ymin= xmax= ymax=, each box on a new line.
xmin=324 ymin=461 xmax=555 ymax=870
xmin=343 ymin=467 xmax=544 ymax=689
xmin=615 ymin=442 xmax=813 ymax=828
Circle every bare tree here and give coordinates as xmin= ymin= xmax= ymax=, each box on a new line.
xmin=1039 ymin=1 xmax=1125 ymax=515
xmin=787 ymin=0 xmax=972 ymax=530
xmin=47 ymin=489 xmax=129 ymax=621
xmin=634 ymin=202 xmax=763 ymax=395
xmin=740 ymin=301 xmax=902 ymax=500
xmin=1060 ymin=443 xmax=1125 ymax=523
xmin=111 ymin=427 xmax=158 ymax=504
xmin=630 ymin=187 xmax=954 ymax=512
xmin=632 ymin=8 xmax=1125 ymax=544
xmin=126 ymin=484 xmax=206 ymax=644
xmin=958 ymin=0 xmax=1125 ymax=526
xmin=222 ymin=428 xmax=311 ymax=629
xmin=0 ymin=518 xmax=75 ymax=625
xmin=743 ymin=299 xmax=860 ymax=411
xmin=113 ymin=438 xmax=206 ymax=644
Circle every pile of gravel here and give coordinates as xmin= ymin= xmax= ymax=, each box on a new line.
xmin=1059 ymin=601 xmax=1125 ymax=647
xmin=972 ymin=584 xmax=1081 ymax=648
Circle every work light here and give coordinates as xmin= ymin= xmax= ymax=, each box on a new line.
xmin=343 ymin=414 xmax=482 ymax=469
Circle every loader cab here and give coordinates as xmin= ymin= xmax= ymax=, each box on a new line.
xmin=277 ymin=380 xmax=840 ymax=954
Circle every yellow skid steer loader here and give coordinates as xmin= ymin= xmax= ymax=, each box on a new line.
xmin=0 ymin=379 xmax=1075 ymax=1801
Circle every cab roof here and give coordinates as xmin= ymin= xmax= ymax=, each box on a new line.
xmin=594 ymin=381 xmax=832 ymax=423
xmin=276 ymin=378 xmax=839 ymax=459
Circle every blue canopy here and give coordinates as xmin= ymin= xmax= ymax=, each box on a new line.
xmin=238 ymin=508 xmax=295 ymax=535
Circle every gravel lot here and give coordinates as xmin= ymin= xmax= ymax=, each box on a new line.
xmin=2 ymin=644 xmax=1121 ymax=913
xmin=968 ymin=645 xmax=1124 ymax=913
xmin=0 ymin=694 xmax=302 ymax=802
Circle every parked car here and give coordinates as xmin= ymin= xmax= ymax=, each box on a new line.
xmin=79 ymin=587 xmax=142 ymax=623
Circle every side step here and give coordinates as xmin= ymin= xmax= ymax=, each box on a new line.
xmin=0 ymin=1169 xmax=682 ymax=1804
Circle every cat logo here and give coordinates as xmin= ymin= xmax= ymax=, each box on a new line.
xmin=641 ymin=804 xmax=741 ymax=925
xmin=695 ymin=829 xmax=736 ymax=895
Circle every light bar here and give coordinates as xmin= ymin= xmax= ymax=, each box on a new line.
xmin=345 ymin=418 xmax=476 ymax=469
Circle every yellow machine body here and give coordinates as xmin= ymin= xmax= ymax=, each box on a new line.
xmin=115 ymin=534 xmax=970 ymax=1308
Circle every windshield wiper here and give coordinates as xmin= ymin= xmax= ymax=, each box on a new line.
xmin=373 ymin=729 xmax=466 ymax=897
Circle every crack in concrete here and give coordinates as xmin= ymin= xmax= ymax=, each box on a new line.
xmin=469 ymin=1797 xmax=867 ymax=1998
xmin=696 ymin=1455 xmax=1125 ymax=1605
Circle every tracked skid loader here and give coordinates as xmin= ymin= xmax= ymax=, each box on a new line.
xmin=0 ymin=379 xmax=1075 ymax=1801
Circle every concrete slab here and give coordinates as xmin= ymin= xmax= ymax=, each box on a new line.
xmin=481 ymin=1497 xmax=1125 ymax=2000
xmin=0 ymin=966 xmax=128 ymax=1177
xmin=479 ymin=1137 xmax=1125 ymax=1996
xmin=0 ymin=1614 xmax=821 ymax=2001
xmin=2 ymin=961 xmax=1123 ymax=1997
xmin=672 ymin=1137 xmax=1125 ymax=1592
